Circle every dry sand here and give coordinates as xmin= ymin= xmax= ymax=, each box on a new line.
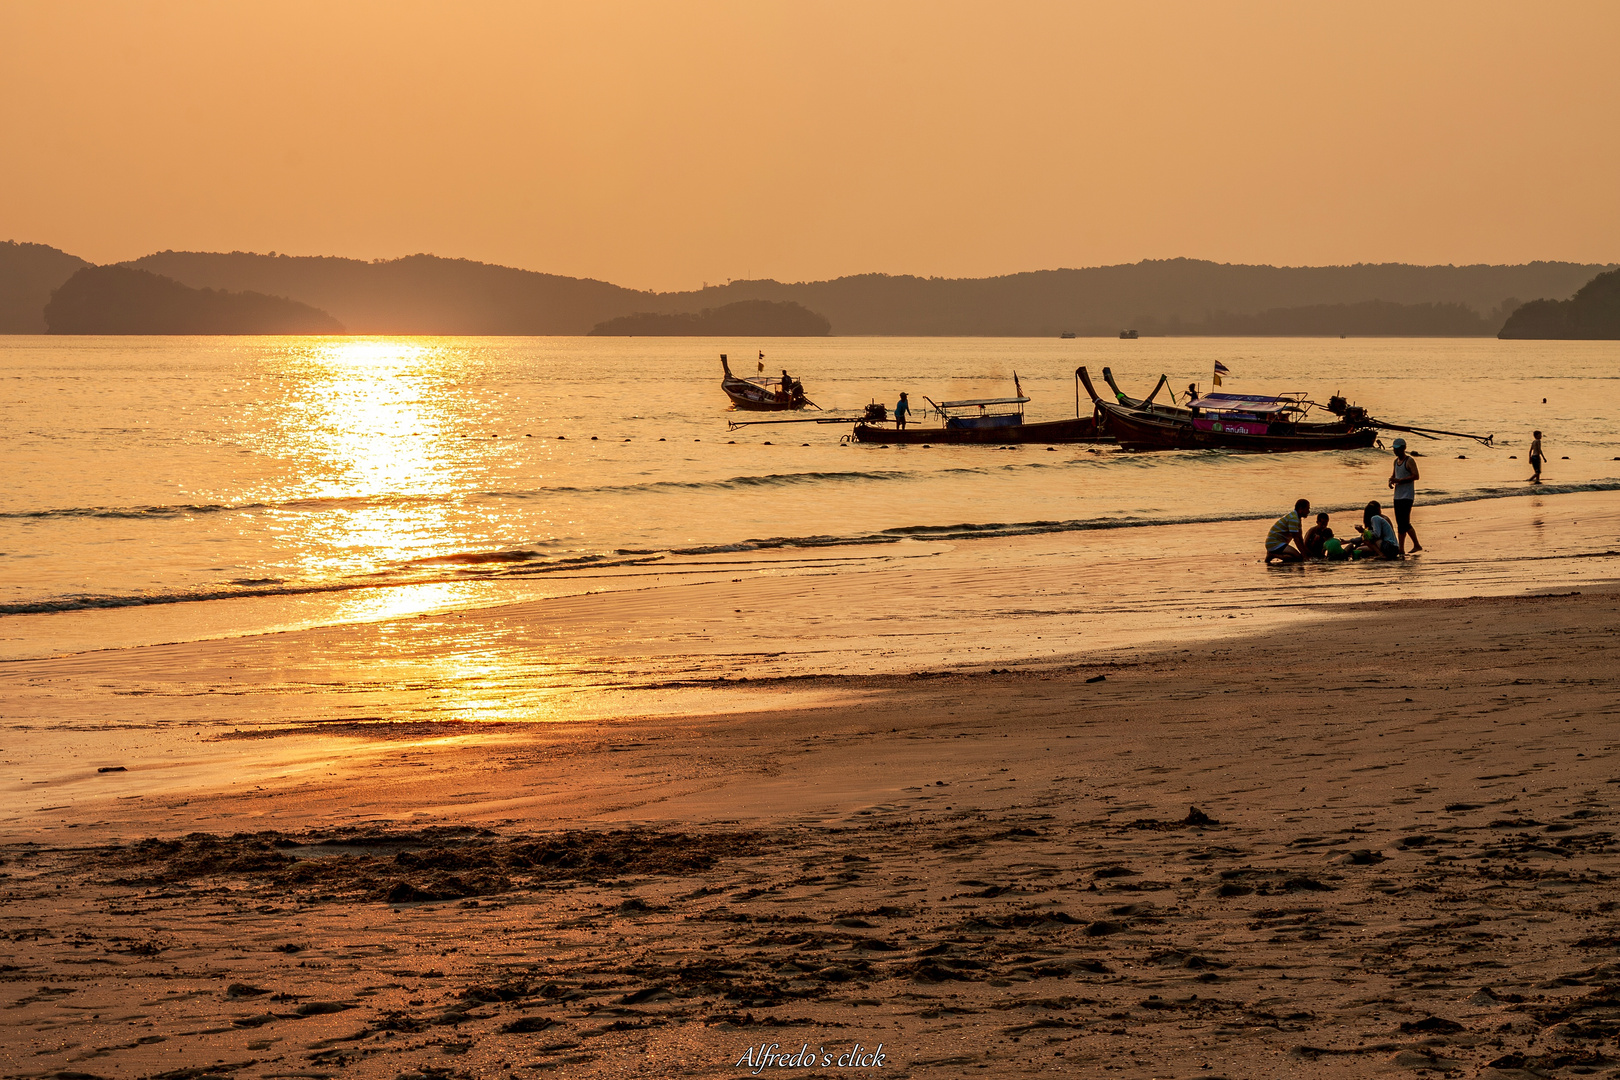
xmin=4 ymin=573 xmax=1620 ymax=1079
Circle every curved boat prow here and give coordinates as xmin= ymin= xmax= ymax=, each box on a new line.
xmin=1101 ymin=367 xmax=1129 ymax=402
xmin=1141 ymin=373 xmax=1171 ymax=407
xmin=1076 ymin=366 xmax=1106 ymax=406
xmin=720 ymin=353 xmax=734 ymax=378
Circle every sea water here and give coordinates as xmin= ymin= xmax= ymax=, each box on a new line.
xmin=2 ymin=334 xmax=1616 ymax=659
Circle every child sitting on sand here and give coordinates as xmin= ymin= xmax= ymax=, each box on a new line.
xmin=1303 ymin=512 xmax=1334 ymax=559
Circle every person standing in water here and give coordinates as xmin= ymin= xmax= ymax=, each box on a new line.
xmin=894 ymin=391 xmax=911 ymax=430
xmin=1388 ymin=438 xmax=1422 ymax=553
xmin=1529 ymin=430 xmax=1544 ymax=483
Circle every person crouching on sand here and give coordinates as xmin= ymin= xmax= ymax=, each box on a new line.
xmin=1265 ymin=499 xmax=1311 ymax=563
xmin=1357 ymin=500 xmax=1402 ymax=560
xmin=1304 ymin=512 xmax=1334 ymax=559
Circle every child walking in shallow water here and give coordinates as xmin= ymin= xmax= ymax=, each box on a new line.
xmin=1529 ymin=430 xmax=1544 ymax=483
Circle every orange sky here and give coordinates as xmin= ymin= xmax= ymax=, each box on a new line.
xmin=3 ymin=1 xmax=1617 ymax=292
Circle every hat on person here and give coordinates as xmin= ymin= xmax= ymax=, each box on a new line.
xmin=1392 ymin=438 xmax=1407 ymax=451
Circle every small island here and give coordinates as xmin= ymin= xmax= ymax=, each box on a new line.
xmin=44 ymin=265 xmax=345 ymax=335
xmin=589 ymin=299 xmax=831 ymax=336
xmin=1498 ymin=268 xmax=1620 ymax=339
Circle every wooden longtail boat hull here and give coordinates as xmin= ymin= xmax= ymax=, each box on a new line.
xmin=1096 ymin=405 xmax=1376 ymax=451
xmin=852 ymin=416 xmax=1106 ymax=444
xmin=721 ymin=355 xmax=811 ymax=411
xmin=724 ymin=383 xmax=803 ymax=410
xmin=1077 ymin=367 xmax=1375 ymax=452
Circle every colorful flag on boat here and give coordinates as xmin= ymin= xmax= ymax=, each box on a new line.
xmin=1213 ymin=360 xmax=1230 ymax=387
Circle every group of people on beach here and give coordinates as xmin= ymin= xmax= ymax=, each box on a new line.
xmin=1265 ymin=438 xmax=1422 ymax=563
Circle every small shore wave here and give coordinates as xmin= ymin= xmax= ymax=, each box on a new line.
xmin=6 ymin=479 xmax=1615 ymax=618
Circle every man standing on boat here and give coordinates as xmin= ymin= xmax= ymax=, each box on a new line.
xmin=895 ymin=391 xmax=911 ymax=430
xmin=1388 ymin=438 xmax=1422 ymax=553
xmin=1265 ymin=499 xmax=1311 ymax=563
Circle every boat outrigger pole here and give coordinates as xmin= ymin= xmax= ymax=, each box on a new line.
xmin=1316 ymin=394 xmax=1494 ymax=447
xmin=1370 ymin=421 xmax=1494 ymax=446
xmin=725 ymin=414 xmax=863 ymax=429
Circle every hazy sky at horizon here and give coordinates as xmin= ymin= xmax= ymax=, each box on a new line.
xmin=3 ymin=1 xmax=1617 ymax=292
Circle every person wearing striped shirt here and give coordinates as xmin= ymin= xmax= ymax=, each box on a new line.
xmin=1265 ymin=499 xmax=1311 ymax=563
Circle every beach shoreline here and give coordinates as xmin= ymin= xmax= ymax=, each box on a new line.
xmin=3 ymin=567 xmax=1618 ymax=1076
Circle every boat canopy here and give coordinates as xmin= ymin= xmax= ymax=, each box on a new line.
xmin=1188 ymin=393 xmax=1301 ymax=414
xmin=934 ymin=395 xmax=1030 ymax=410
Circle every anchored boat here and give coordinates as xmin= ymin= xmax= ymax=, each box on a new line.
xmin=1079 ymin=367 xmax=1377 ymax=452
xmin=851 ymin=372 xmax=1106 ymax=444
xmin=720 ymin=354 xmax=817 ymax=411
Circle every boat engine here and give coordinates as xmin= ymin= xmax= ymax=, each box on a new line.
xmin=1326 ymin=394 xmax=1370 ymax=426
xmin=863 ymin=402 xmax=888 ymax=422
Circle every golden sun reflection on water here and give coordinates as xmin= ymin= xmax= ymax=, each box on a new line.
xmin=328 ymin=581 xmax=484 ymax=626
xmin=299 ymin=338 xmax=452 ymax=496
xmin=249 ymin=340 xmax=577 ymax=728
xmin=279 ymin=339 xmax=466 ymax=579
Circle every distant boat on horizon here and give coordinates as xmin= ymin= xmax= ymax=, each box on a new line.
xmin=1059 ymin=331 xmax=1077 ymax=339
xmin=1119 ymin=329 xmax=1139 ymax=339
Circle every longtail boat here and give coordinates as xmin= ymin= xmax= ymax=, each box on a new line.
xmin=851 ymin=372 xmax=1106 ymax=444
xmin=1100 ymin=367 xmax=1192 ymax=417
xmin=1078 ymin=367 xmax=1377 ymax=452
xmin=721 ymin=354 xmax=817 ymax=411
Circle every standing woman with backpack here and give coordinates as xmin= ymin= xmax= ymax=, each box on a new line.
xmin=1388 ymin=438 xmax=1422 ymax=553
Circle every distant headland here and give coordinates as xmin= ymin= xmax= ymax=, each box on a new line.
xmin=589 ymin=299 xmax=831 ymax=336
xmin=43 ymin=265 xmax=344 ymax=335
xmin=1498 ymin=268 xmax=1620 ymax=339
xmin=2 ymin=239 xmax=1616 ymax=336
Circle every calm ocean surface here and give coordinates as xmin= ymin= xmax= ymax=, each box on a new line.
xmin=2 ymin=335 xmax=1616 ymax=655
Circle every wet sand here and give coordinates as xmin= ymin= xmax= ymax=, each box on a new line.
xmin=2 ymin=493 xmax=1619 ymax=1078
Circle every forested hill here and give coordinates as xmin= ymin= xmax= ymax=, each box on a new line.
xmin=125 ymin=250 xmax=646 ymax=335
xmin=44 ymin=266 xmax=344 ymax=335
xmin=124 ymin=252 xmax=1612 ymax=337
xmin=590 ymin=300 xmax=831 ymax=336
xmin=1498 ymin=268 xmax=1620 ymax=339
xmin=643 ymin=260 xmax=1612 ymax=336
xmin=0 ymin=241 xmax=89 ymax=331
xmin=1 ymin=243 xmax=1613 ymax=335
